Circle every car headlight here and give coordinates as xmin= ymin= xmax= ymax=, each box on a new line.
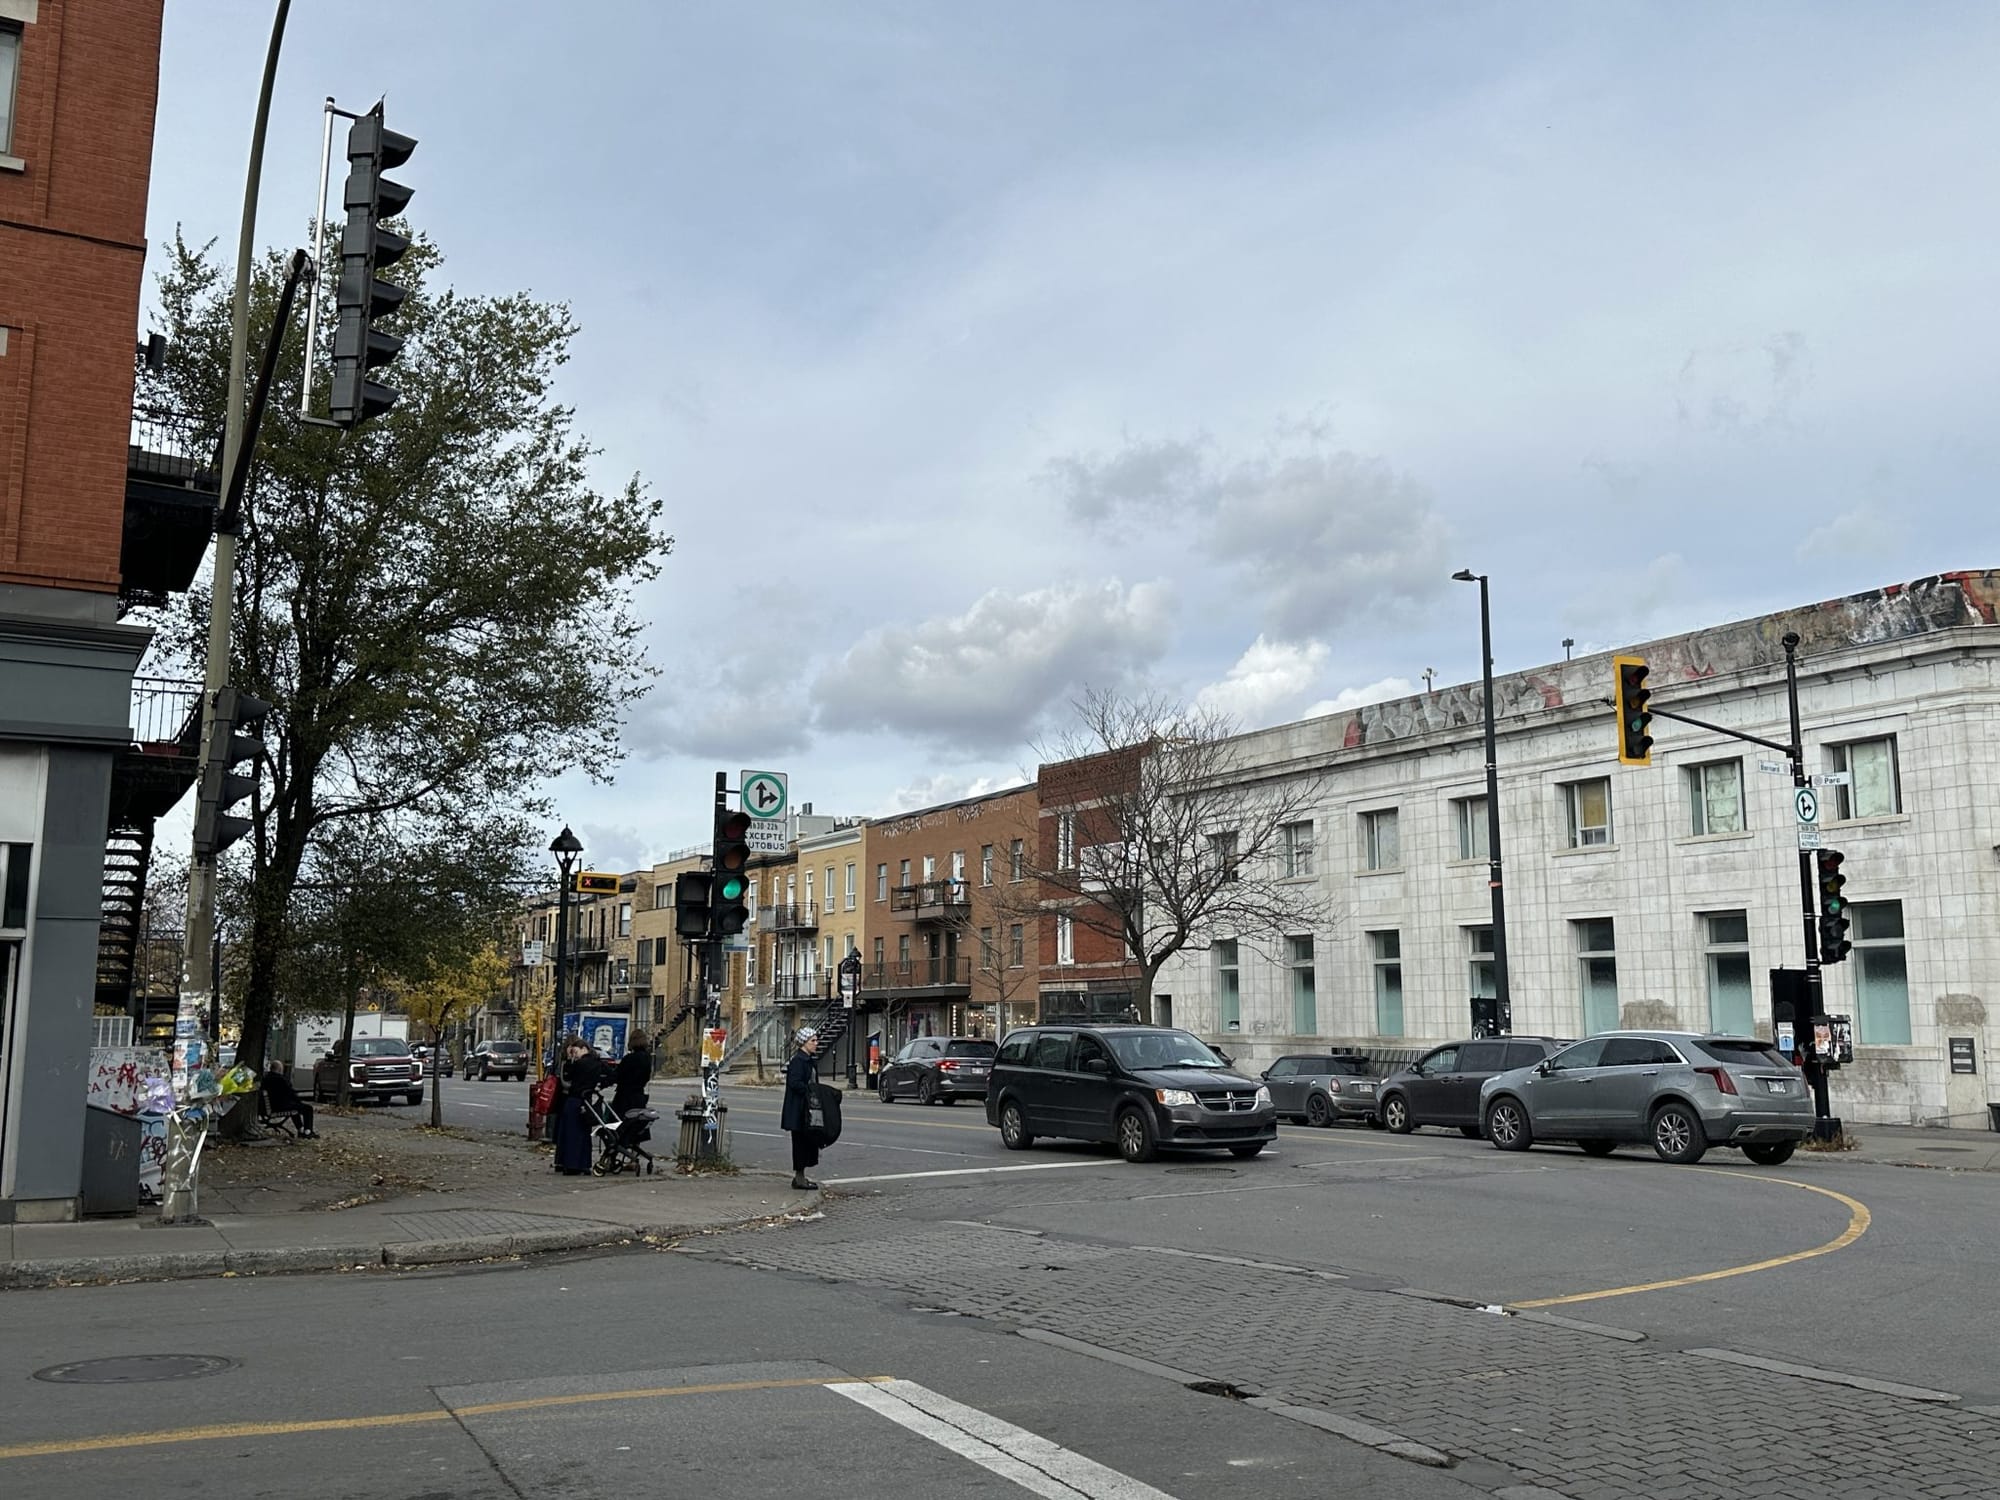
xmin=1254 ymin=1085 xmax=1272 ymax=1107
xmin=1155 ymin=1088 xmax=1198 ymax=1107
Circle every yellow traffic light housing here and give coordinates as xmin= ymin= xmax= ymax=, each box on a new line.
xmin=1614 ymin=655 xmax=1653 ymax=766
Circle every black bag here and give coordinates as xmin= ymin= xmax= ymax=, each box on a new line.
xmin=812 ymin=1084 xmax=843 ymax=1148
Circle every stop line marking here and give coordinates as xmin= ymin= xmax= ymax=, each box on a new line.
xmin=830 ymin=1378 xmax=1180 ymax=1499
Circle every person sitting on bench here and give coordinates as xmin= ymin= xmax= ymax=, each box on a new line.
xmin=261 ymin=1062 xmax=317 ymax=1138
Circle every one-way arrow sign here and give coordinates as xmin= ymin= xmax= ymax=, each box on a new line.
xmin=740 ymin=769 xmax=788 ymax=821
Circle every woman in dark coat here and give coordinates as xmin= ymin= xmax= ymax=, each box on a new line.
xmin=553 ymin=1040 xmax=605 ymax=1175
xmin=611 ymin=1031 xmax=652 ymax=1143
xmin=781 ymin=1026 xmax=823 ymax=1190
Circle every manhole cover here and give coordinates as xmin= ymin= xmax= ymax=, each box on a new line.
xmin=1164 ymin=1165 xmax=1237 ymax=1176
xmin=33 ymin=1355 xmax=237 ymax=1385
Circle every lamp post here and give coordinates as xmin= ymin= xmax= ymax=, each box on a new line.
xmin=839 ymin=949 xmax=863 ymax=1088
xmin=1451 ymin=570 xmax=1511 ymax=1027
xmin=549 ymin=825 xmax=583 ymax=1064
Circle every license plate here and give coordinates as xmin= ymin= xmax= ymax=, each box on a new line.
xmin=1354 ymin=1084 xmax=1375 ymax=1095
xmin=1764 ymin=1079 xmax=1788 ymax=1094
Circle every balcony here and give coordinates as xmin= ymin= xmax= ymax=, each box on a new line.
xmin=123 ymin=404 xmax=220 ymax=610
xmin=764 ymin=903 xmax=818 ymax=933
xmin=107 ymin=677 xmax=203 ymax=825
xmin=768 ymin=976 xmax=827 ymax=1001
xmin=858 ymin=957 xmax=969 ymax=997
xmin=890 ymin=880 xmax=971 ymax=924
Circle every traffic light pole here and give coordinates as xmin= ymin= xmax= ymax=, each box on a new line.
xmin=1782 ymin=633 xmax=1833 ymax=1129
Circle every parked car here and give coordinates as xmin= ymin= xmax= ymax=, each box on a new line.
xmin=985 ymin=1025 xmax=1277 ymax=1163
xmin=411 ymin=1044 xmax=453 ymax=1078
xmin=1480 ymin=1031 xmax=1814 ymax=1165
xmin=878 ymin=1036 xmax=997 ymax=1104
xmin=1375 ymin=1036 xmax=1569 ymax=1137
xmin=1261 ymin=1053 xmax=1381 ymax=1127
xmin=312 ymin=1036 xmax=425 ymax=1105
xmin=465 ymin=1038 xmax=530 ymax=1082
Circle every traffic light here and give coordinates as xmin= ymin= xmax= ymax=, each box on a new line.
xmin=673 ymin=871 xmax=714 ymax=940
xmin=329 ymin=104 xmax=416 ymax=427
xmin=573 ymin=871 xmax=619 ymax=896
xmin=1614 ymin=655 xmax=1653 ymax=766
xmin=1817 ymin=849 xmax=1851 ymax=964
xmin=192 ymin=687 xmax=271 ymax=859
xmin=711 ymin=808 xmax=752 ymax=936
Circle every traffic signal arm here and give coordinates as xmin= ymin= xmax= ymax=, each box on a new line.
xmin=1595 ymin=695 xmax=1796 ymax=759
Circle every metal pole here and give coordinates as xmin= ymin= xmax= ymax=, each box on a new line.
xmin=1477 ymin=576 xmax=1512 ymax=1020
xmin=299 ymin=95 xmax=336 ymax=415
xmin=1782 ymin=633 xmax=1831 ymax=1128
xmin=167 ymin=0 xmax=290 ymax=1226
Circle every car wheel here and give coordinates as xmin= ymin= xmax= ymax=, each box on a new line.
xmin=1743 ymin=1140 xmax=1797 ymax=1167
xmin=1578 ymin=1139 xmax=1618 ymax=1157
xmin=407 ymin=1091 xmax=424 ymax=1107
xmin=941 ymin=1095 xmax=958 ymax=1105
xmin=1228 ymin=1142 xmax=1266 ymax=1158
xmin=998 ymin=1099 xmax=1035 ymax=1150
xmin=1306 ymin=1095 xmax=1333 ymax=1128
xmin=478 ymin=1063 xmax=489 ymax=1081
xmin=1116 ymin=1107 xmax=1158 ymax=1164
xmin=1365 ymin=1113 xmax=1386 ymax=1130
xmin=1459 ymin=1125 xmax=1484 ymax=1139
xmin=1485 ymin=1096 xmax=1533 ymax=1152
xmin=878 ymin=1077 xmax=894 ymax=1103
xmin=1650 ymin=1102 xmax=1708 ymax=1165
xmin=919 ymin=1077 xmax=938 ymax=1105
xmin=1381 ymin=1093 xmax=1413 ymax=1134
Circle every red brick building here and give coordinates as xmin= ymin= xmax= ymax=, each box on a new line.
xmin=1 ymin=1 xmax=199 ymax=1223
xmin=1033 ymin=745 xmax=1146 ymax=1024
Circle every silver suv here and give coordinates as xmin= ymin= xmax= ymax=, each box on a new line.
xmin=1479 ymin=1031 xmax=1813 ymax=1165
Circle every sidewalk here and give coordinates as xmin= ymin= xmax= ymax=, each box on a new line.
xmin=1816 ymin=1119 xmax=2000 ymax=1171
xmin=1 ymin=1109 xmax=819 ymax=1291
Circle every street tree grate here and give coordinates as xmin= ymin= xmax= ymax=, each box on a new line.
xmin=33 ymin=1355 xmax=238 ymax=1384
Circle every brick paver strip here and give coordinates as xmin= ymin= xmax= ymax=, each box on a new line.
xmin=387 ymin=1209 xmax=624 ymax=1240
xmin=711 ymin=1206 xmax=2000 ymax=1499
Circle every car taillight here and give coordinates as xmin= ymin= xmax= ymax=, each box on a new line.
xmin=1695 ymin=1066 xmax=1738 ymax=1096
xmin=939 ymin=1060 xmax=959 ymax=1070
xmin=1326 ymin=1080 xmax=1342 ymax=1093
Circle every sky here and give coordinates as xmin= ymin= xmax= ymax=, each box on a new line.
xmin=145 ymin=1 xmax=2000 ymax=871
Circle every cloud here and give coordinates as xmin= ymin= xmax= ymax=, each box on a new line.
xmin=573 ymin=822 xmax=653 ymax=875
xmin=812 ymin=580 xmax=1174 ymax=751
xmin=1796 ymin=507 xmax=1889 ymax=562
xmin=1047 ymin=426 xmax=1451 ymax=641
xmin=1562 ymin=552 xmax=1693 ymax=638
xmin=884 ymin=770 xmax=1031 ymax=814
xmin=1302 ymin=676 xmax=1417 ymax=719
xmin=1674 ymin=332 xmax=1814 ymax=440
xmin=625 ymin=663 xmax=815 ymax=764
xmin=1196 ymin=635 xmax=1331 ymax=726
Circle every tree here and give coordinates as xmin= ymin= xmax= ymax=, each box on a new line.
xmin=404 ymin=944 xmax=511 ymax=1127
xmin=138 ymin=234 xmax=670 ymax=1072
xmin=1023 ymin=688 xmax=1329 ymax=1025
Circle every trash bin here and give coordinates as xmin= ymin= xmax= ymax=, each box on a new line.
xmin=81 ymin=1105 xmax=142 ymax=1217
xmin=676 ymin=1098 xmax=728 ymax=1164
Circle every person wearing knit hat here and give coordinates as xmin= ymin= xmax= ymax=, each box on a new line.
xmin=781 ymin=1026 xmax=824 ymax=1189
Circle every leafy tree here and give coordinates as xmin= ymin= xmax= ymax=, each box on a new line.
xmin=404 ymin=943 xmax=511 ymax=1126
xmin=138 ymin=233 xmax=670 ymax=1072
xmin=1021 ymin=688 xmax=1329 ymax=1025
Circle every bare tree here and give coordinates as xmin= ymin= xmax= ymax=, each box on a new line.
xmin=1026 ymin=688 xmax=1329 ymax=1025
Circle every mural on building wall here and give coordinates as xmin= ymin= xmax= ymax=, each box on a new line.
xmin=1335 ymin=569 xmax=1998 ymax=752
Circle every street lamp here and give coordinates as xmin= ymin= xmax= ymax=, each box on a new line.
xmin=1451 ymin=570 xmax=1511 ymax=1026
xmin=549 ymin=825 xmax=583 ymax=1059
xmin=839 ymin=948 xmax=863 ymax=1089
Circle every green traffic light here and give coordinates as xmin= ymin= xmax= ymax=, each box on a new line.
xmin=717 ymin=874 xmax=746 ymax=901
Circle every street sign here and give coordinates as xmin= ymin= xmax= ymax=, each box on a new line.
xmin=1811 ymin=772 xmax=1852 ymax=788
xmin=521 ymin=941 xmax=544 ymax=967
xmin=740 ymin=770 xmax=788 ymax=821
xmin=1793 ymin=787 xmax=1819 ymax=827
xmin=1798 ymin=826 xmax=1823 ymax=851
xmin=1758 ymin=760 xmax=1788 ymax=775
xmin=746 ymin=820 xmax=788 ymax=855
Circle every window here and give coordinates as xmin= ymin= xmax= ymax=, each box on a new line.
xmin=1454 ymin=796 xmax=1489 ymax=862
xmin=1207 ymin=830 xmax=1241 ymax=882
xmin=618 ymin=902 xmax=632 ymax=938
xmin=1458 ymin=1040 xmax=1508 ymax=1072
xmin=876 ymin=863 xmax=888 ymax=901
xmin=1056 ymin=915 xmax=1074 ymax=965
xmin=1032 ymin=1032 xmax=1074 ymax=1070
xmin=1466 ymin=926 xmax=1495 ymax=1003
xmin=824 ymin=865 xmax=836 ymax=912
xmin=1057 ymin=813 xmax=1076 ymax=870
xmin=1010 ymin=838 xmax=1025 ymax=880
xmin=1601 ymin=1037 xmax=1683 ymax=1067
xmin=1830 ymin=738 xmax=1901 ymax=819
xmin=824 ymin=936 xmax=835 ymax=971
xmin=899 ymin=859 xmax=911 ymax=889
xmin=1418 ymin=1044 xmax=1459 ymax=1074
xmin=950 ymin=850 xmax=965 ymax=884
xmin=922 ymin=855 xmax=936 ymax=881
xmin=979 ymin=926 xmax=994 ymax=969
xmin=980 ymin=845 xmax=994 ymax=886
xmin=0 ymin=23 xmax=20 ymax=158
xmin=897 ymin=934 xmax=911 ymax=963
xmin=1564 ymin=779 xmax=1613 ymax=847
xmin=1547 ymin=1038 xmax=1608 ymax=1071
xmin=872 ymin=937 xmax=884 ymax=966
xmin=1688 ymin=760 xmax=1745 ymax=835
xmin=844 ymin=862 xmax=856 ymax=909
xmin=1703 ymin=910 xmax=1754 ymax=1033
xmin=1361 ymin=809 xmax=1400 ymax=870
xmin=654 ymin=936 xmax=668 ymax=965
xmin=1575 ymin=918 xmax=1618 ymax=1033
xmin=803 ymin=870 xmax=815 ymax=913
xmin=1852 ymin=901 xmax=1911 ymax=1045
xmin=1073 ymin=1035 xmax=1111 ymax=1071
xmin=1288 ymin=935 xmax=1316 ymax=1035
xmin=1371 ymin=930 xmax=1403 ymax=1035
xmin=786 ymin=873 xmax=796 ymax=905
xmin=1281 ymin=821 xmax=1315 ymax=879
xmin=655 ymin=883 xmax=671 ymax=909
xmin=1215 ymin=940 xmax=1240 ymax=1030
xmin=998 ymin=1033 xmax=1034 ymax=1065
xmin=1009 ymin=924 xmax=1024 ymax=967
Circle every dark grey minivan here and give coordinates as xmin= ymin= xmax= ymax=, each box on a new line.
xmin=986 ymin=1025 xmax=1278 ymax=1163
xmin=1374 ymin=1036 xmax=1569 ymax=1137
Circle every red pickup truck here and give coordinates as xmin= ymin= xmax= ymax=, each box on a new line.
xmin=312 ymin=1036 xmax=425 ymax=1105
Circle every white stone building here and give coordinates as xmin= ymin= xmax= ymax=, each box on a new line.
xmin=1156 ymin=570 xmax=2000 ymax=1127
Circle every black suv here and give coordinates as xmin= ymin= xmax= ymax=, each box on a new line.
xmin=986 ymin=1025 xmax=1278 ymax=1163
xmin=878 ymin=1036 xmax=996 ymax=1104
xmin=1375 ymin=1036 xmax=1568 ymax=1136
xmin=465 ymin=1038 xmax=530 ymax=1082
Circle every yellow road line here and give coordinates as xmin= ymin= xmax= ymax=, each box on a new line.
xmin=0 ymin=1374 xmax=892 ymax=1462
xmin=1510 ymin=1173 xmax=1871 ymax=1309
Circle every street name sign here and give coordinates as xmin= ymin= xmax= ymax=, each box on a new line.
xmin=1811 ymin=772 xmax=1852 ymax=789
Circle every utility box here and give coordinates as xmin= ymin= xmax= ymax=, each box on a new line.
xmin=80 ymin=1105 xmax=142 ymax=1217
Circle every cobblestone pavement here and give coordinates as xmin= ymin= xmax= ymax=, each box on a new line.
xmin=702 ymin=1194 xmax=1998 ymax=1500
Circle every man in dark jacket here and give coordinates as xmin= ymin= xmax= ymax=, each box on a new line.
xmin=781 ymin=1027 xmax=823 ymax=1190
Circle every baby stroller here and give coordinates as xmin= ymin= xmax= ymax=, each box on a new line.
xmin=584 ymin=1086 xmax=659 ymax=1176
